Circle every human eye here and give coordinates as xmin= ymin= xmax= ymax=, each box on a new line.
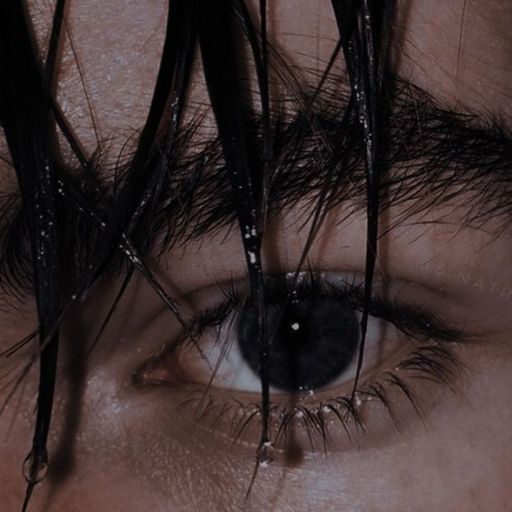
xmin=134 ymin=269 xmax=465 ymax=454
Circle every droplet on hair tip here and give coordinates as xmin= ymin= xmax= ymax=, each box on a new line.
xmin=258 ymin=441 xmax=274 ymax=468
xmin=23 ymin=453 xmax=48 ymax=485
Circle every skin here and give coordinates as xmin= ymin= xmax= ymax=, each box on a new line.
xmin=1 ymin=1 xmax=512 ymax=511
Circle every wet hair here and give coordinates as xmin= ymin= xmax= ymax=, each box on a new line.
xmin=1 ymin=0 xmax=511 ymax=510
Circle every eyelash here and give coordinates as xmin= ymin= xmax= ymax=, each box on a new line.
xmin=135 ymin=271 xmax=466 ymax=452
xmin=184 ymin=272 xmax=461 ymax=343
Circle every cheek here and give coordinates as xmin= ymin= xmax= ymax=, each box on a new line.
xmin=65 ymin=363 xmax=512 ymax=510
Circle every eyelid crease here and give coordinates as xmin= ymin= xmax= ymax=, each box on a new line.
xmin=183 ymin=269 xmax=463 ymax=335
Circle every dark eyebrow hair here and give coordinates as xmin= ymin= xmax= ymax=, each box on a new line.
xmin=0 ymin=76 xmax=511 ymax=297
xmin=149 ymin=76 xmax=512 ymax=246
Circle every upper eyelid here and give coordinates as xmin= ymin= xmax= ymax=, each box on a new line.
xmin=179 ymin=267 xmax=452 ymax=309
xmin=176 ymin=271 xmax=465 ymax=347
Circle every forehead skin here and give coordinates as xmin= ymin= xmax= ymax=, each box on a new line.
xmin=25 ymin=0 xmax=512 ymax=160
xmin=1 ymin=1 xmax=512 ymax=512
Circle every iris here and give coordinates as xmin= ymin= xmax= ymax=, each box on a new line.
xmin=238 ymin=295 xmax=360 ymax=392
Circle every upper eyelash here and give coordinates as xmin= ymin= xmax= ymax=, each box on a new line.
xmin=179 ymin=271 xmax=464 ymax=354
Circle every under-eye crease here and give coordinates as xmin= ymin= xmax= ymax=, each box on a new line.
xmin=134 ymin=270 xmax=466 ymax=452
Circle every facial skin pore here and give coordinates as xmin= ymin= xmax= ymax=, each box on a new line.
xmin=1 ymin=1 xmax=512 ymax=511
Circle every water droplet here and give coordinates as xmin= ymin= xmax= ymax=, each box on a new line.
xmin=320 ymin=404 xmax=332 ymax=415
xmin=258 ymin=441 xmax=274 ymax=467
xmin=23 ymin=452 xmax=48 ymax=484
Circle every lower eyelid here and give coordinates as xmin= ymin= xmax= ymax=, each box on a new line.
xmin=134 ymin=341 xmax=465 ymax=455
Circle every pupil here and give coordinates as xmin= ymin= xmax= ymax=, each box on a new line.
xmin=237 ymin=295 xmax=360 ymax=392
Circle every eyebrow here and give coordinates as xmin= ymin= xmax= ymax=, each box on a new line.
xmin=149 ymin=77 xmax=512 ymax=248
xmin=0 ymin=76 xmax=511 ymax=294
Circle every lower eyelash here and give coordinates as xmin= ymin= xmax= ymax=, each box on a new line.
xmin=397 ymin=344 xmax=467 ymax=389
xmin=175 ymin=343 xmax=465 ymax=454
